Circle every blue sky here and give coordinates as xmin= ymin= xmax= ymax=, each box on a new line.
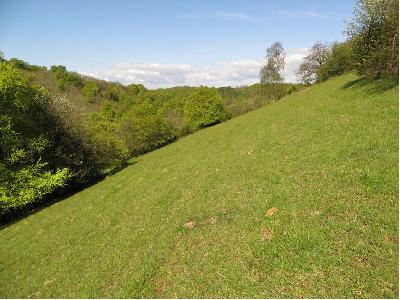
xmin=0 ymin=0 xmax=355 ymax=88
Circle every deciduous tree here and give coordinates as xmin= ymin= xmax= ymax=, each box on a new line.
xmin=260 ymin=42 xmax=286 ymax=84
xmin=347 ymin=0 xmax=399 ymax=78
xmin=296 ymin=42 xmax=331 ymax=84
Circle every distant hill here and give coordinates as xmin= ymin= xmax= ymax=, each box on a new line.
xmin=9 ymin=57 xmax=303 ymax=116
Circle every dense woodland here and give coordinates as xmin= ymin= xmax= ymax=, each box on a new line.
xmin=0 ymin=0 xmax=398 ymax=217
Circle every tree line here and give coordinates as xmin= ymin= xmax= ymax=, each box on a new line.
xmin=260 ymin=0 xmax=398 ymax=86
xmin=296 ymin=0 xmax=398 ymax=84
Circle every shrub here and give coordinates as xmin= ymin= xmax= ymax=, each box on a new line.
xmin=347 ymin=0 xmax=399 ymax=78
xmin=84 ymin=103 xmax=129 ymax=169
xmin=0 ymin=63 xmax=70 ymax=214
xmin=48 ymin=95 xmax=105 ymax=182
xmin=127 ymin=83 xmax=146 ymax=96
xmin=317 ymin=42 xmax=353 ymax=81
xmin=0 ymin=161 xmax=69 ymax=213
xmin=8 ymin=58 xmax=46 ymax=71
xmin=82 ymin=81 xmax=100 ymax=103
xmin=121 ymin=101 xmax=175 ymax=155
xmin=50 ymin=65 xmax=83 ymax=90
xmin=184 ymin=87 xmax=226 ymax=130
xmin=160 ymin=96 xmax=185 ymax=137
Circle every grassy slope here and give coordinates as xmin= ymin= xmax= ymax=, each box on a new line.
xmin=0 ymin=74 xmax=398 ymax=298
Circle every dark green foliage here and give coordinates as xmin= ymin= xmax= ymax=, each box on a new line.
xmin=82 ymin=81 xmax=100 ymax=103
xmin=347 ymin=0 xmax=399 ymax=78
xmin=299 ymin=0 xmax=399 ymax=84
xmin=220 ymin=83 xmax=303 ymax=118
xmin=83 ymin=102 xmax=129 ymax=169
xmin=317 ymin=42 xmax=353 ymax=81
xmin=102 ymin=85 xmax=123 ymax=101
xmin=47 ymin=95 xmax=104 ymax=183
xmin=0 ymin=63 xmax=110 ymax=214
xmin=8 ymin=58 xmax=46 ymax=71
xmin=50 ymin=65 xmax=83 ymax=90
xmin=0 ymin=63 xmax=69 ymax=213
xmin=127 ymin=83 xmax=146 ymax=96
xmin=160 ymin=96 xmax=185 ymax=137
xmin=121 ymin=101 xmax=175 ymax=155
xmin=184 ymin=87 xmax=226 ymax=130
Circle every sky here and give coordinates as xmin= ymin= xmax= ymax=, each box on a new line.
xmin=0 ymin=0 xmax=356 ymax=88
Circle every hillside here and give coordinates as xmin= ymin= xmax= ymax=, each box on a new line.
xmin=18 ymin=61 xmax=302 ymax=117
xmin=0 ymin=74 xmax=398 ymax=298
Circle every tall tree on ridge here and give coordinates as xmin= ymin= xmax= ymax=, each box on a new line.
xmin=296 ymin=41 xmax=331 ymax=84
xmin=260 ymin=42 xmax=286 ymax=84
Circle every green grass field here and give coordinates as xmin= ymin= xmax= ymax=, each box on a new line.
xmin=0 ymin=74 xmax=398 ymax=298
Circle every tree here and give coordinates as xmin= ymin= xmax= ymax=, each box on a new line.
xmin=296 ymin=41 xmax=331 ymax=84
xmin=347 ymin=0 xmax=399 ymax=78
xmin=317 ymin=42 xmax=353 ymax=82
xmin=184 ymin=87 xmax=226 ymax=130
xmin=84 ymin=103 xmax=129 ymax=167
xmin=127 ymin=83 xmax=146 ymax=96
xmin=0 ymin=63 xmax=70 ymax=213
xmin=50 ymin=65 xmax=83 ymax=90
xmin=82 ymin=81 xmax=100 ymax=103
xmin=121 ymin=100 xmax=175 ymax=155
xmin=260 ymin=42 xmax=285 ymax=84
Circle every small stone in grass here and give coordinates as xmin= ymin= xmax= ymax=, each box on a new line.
xmin=208 ymin=216 xmax=218 ymax=224
xmin=265 ymin=207 xmax=279 ymax=217
xmin=183 ymin=221 xmax=196 ymax=229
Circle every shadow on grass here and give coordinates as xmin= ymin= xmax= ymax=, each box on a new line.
xmin=0 ymin=159 xmax=137 ymax=229
xmin=342 ymin=77 xmax=398 ymax=94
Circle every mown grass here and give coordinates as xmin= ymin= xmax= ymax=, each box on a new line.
xmin=0 ymin=74 xmax=398 ymax=298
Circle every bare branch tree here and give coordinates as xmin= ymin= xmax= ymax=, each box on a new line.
xmin=296 ymin=41 xmax=331 ymax=84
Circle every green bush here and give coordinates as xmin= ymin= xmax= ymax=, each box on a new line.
xmin=184 ymin=87 xmax=226 ymax=130
xmin=82 ymin=81 xmax=100 ymax=103
xmin=0 ymin=63 xmax=70 ymax=213
xmin=47 ymin=95 xmax=104 ymax=182
xmin=160 ymin=96 xmax=185 ymax=137
xmin=126 ymin=83 xmax=146 ymax=96
xmin=121 ymin=100 xmax=175 ymax=155
xmin=8 ymin=58 xmax=46 ymax=71
xmin=50 ymin=65 xmax=83 ymax=90
xmin=0 ymin=161 xmax=69 ymax=213
xmin=317 ymin=42 xmax=353 ymax=81
xmin=347 ymin=0 xmax=398 ymax=78
xmin=84 ymin=103 xmax=129 ymax=169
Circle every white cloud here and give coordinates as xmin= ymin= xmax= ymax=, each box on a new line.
xmin=182 ymin=11 xmax=254 ymax=21
xmin=212 ymin=12 xmax=254 ymax=21
xmin=83 ymin=49 xmax=309 ymax=89
xmin=280 ymin=10 xmax=323 ymax=18
xmin=283 ymin=48 xmax=310 ymax=82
